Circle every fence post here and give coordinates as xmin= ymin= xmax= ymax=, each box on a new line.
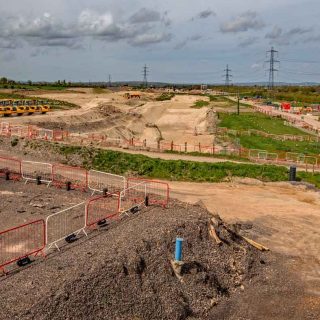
xmin=185 ymin=142 xmax=187 ymax=153
xmin=171 ymin=141 xmax=173 ymax=151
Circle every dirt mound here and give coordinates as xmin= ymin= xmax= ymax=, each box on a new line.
xmin=97 ymin=103 xmax=121 ymax=116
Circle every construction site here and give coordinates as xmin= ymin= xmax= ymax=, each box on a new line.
xmin=0 ymin=85 xmax=319 ymax=319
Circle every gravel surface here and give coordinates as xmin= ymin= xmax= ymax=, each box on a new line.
xmin=0 ymin=200 xmax=315 ymax=320
xmin=0 ymin=180 xmax=89 ymax=230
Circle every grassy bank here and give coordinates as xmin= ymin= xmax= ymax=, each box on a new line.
xmin=55 ymin=144 xmax=320 ymax=186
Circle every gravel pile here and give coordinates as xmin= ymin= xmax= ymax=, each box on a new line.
xmin=0 ymin=200 xmax=273 ymax=320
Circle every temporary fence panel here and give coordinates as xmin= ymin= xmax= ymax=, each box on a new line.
xmin=53 ymin=164 xmax=88 ymax=191
xmin=127 ymin=178 xmax=170 ymax=207
xmin=88 ymin=170 xmax=126 ymax=195
xmin=249 ymin=149 xmax=268 ymax=159
xmin=0 ymin=220 xmax=45 ymax=272
xmin=266 ymin=153 xmax=279 ymax=161
xmin=0 ymin=122 xmax=10 ymax=136
xmin=304 ymin=156 xmax=318 ymax=166
xmin=10 ymin=125 xmax=29 ymax=138
xmin=85 ymin=194 xmax=120 ymax=227
xmin=36 ymin=129 xmax=54 ymax=141
xmin=53 ymin=130 xmax=67 ymax=141
xmin=286 ymin=152 xmax=305 ymax=163
xmin=21 ymin=161 xmax=53 ymax=185
xmin=0 ymin=156 xmax=21 ymax=180
xmin=120 ymin=182 xmax=147 ymax=213
xmin=45 ymin=202 xmax=87 ymax=251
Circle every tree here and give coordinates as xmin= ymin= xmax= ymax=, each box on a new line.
xmin=0 ymin=77 xmax=8 ymax=84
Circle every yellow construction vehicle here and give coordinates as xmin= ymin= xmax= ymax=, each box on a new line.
xmin=24 ymin=100 xmax=37 ymax=115
xmin=37 ymin=100 xmax=51 ymax=114
xmin=12 ymin=101 xmax=26 ymax=116
xmin=0 ymin=100 xmax=14 ymax=116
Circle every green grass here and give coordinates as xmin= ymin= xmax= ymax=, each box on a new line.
xmin=192 ymin=100 xmax=210 ymax=108
xmin=219 ymin=112 xmax=309 ymax=135
xmin=156 ymin=93 xmax=175 ymax=101
xmin=238 ymin=135 xmax=320 ymax=155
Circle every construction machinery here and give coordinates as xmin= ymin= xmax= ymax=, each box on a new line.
xmin=0 ymin=100 xmax=51 ymax=117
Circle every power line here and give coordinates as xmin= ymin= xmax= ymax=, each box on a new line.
xmin=142 ymin=64 xmax=149 ymax=87
xmin=108 ymin=74 xmax=112 ymax=87
xmin=223 ymin=64 xmax=232 ymax=86
xmin=266 ymin=47 xmax=279 ymax=89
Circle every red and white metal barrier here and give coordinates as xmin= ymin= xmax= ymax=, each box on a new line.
xmin=36 ymin=128 xmax=54 ymax=141
xmin=286 ymin=152 xmax=305 ymax=164
xmin=127 ymin=178 xmax=170 ymax=207
xmin=0 ymin=156 xmax=21 ymax=180
xmin=88 ymin=170 xmax=126 ymax=195
xmin=52 ymin=164 xmax=88 ymax=191
xmin=21 ymin=161 xmax=53 ymax=185
xmin=119 ymin=181 xmax=147 ymax=213
xmin=45 ymin=202 xmax=87 ymax=251
xmin=53 ymin=130 xmax=68 ymax=141
xmin=10 ymin=125 xmax=29 ymax=138
xmin=85 ymin=194 xmax=120 ymax=227
xmin=0 ymin=220 xmax=46 ymax=273
xmin=0 ymin=122 xmax=10 ymax=136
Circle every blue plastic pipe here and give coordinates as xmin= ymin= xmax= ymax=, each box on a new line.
xmin=175 ymin=238 xmax=183 ymax=261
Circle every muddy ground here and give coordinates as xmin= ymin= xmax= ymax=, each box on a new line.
xmin=0 ymin=197 xmax=316 ymax=320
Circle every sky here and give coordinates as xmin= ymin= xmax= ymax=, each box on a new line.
xmin=0 ymin=0 xmax=320 ymax=84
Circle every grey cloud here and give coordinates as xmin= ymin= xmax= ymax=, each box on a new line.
xmin=9 ymin=13 xmax=75 ymax=40
xmin=130 ymin=32 xmax=172 ymax=46
xmin=265 ymin=25 xmax=313 ymax=45
xmin=265 ymin=26 xmax=282 ymax=39
xmin=129 ymin=8 xmax=161 ymax=24
xmin=303 ymin=34 xmax=320 ymax=43
xmin=238 ymin=36 xmax=259 ymax=48
xmin=198 ymin=9 xmax=216 ymax=19
xmin=0 ymin=38 xmax=21 ymax=49
xmin=220 ymin=11 xmax=265 ymax=33
xmin=286 ymin=27 xmax=312 ymax=37
xmin=0 ymin=9 xmax=171 ymax=48
xmin=174 ymin=34 xmax=202 ymax=50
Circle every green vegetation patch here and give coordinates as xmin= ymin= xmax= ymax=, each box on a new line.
xmin=219 ymin=112 xmax=309 ymax=135
xmin=192 ymin=100 xmax=210 ymax=108
xmin=238 ymin=135 xmax=320 ymax=155
xmin=156 ymin=93 xmax=175 ymax=101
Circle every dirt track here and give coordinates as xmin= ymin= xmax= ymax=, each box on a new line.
xmin=169 ymin=179 xmax=320 ymax=298
xmin=4 ymin=90 xmax=216 ymax=145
